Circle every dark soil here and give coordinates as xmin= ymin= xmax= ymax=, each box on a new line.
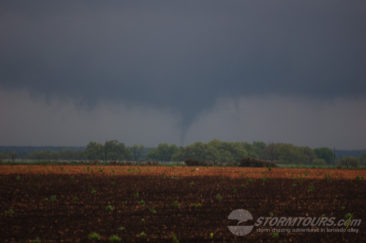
xmin=0 ymin=174 xmax=365 ymax=242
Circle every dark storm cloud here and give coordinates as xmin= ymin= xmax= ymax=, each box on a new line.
xmin=1 ymin=0 xmax=366 ymax=124
xmin=184 ymin=95 xmax=366 ymax=150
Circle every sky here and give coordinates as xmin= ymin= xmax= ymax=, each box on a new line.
xmin=0 ymin=0 xmax=365 ymax=149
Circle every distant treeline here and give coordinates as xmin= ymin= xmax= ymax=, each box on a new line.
xmin=1 ymin=140 xmax=365 ymax=167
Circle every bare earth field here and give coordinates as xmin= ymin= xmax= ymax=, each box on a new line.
xmin=0 ymin=165 xmax=365 ymax=242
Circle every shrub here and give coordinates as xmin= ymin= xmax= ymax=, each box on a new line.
xmin=149 ymin=206 xmax=157 ymax=214
xmin=72 ymin=196 xmax=79 ymax=201
xmin=88 ymin=232 xmax=101 ymax=240
xmin=31 ymin=238 xmax=41 ymax=243
xmin=172 ymin=200 xmax=180 ymax=208
xmin=190 ymin=202 xmax=202 ymax=208
xmin=272 ymin=232 xmax=280 ymax=239
xmin=105 ymin=205 xmax=114 ymax=211
xmin=108 ymin=235 xmax=121 ymax=242
xmin=171 ymin=232 xmax=179 ymax=243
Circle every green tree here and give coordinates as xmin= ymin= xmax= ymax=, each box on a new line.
xmin=172 ymin=142 xmax=207 ymax=161
xmin=263 ymin=143 xmax=277 ymax=161
xmin=251 ymin=141 xmax=266 ymax=159
xmin=147 ymin=143 xmax=178 ymax=161
xmin=207 ymin=140 xmax=248 ymax=162
xmin=263 ymin=143 xmax=294 ymax=163
xmin=104 ymin=140 xmax=131 ymax=161
xmin=128 ymin=144 xmax=145 ymax=161
xmin=172 ymin=140 xmax=248 ymax=162
xmin=314 ymin=147 xmax=334 ymax=164
xmin=85 ymin=141 xmax=105 ymax=160
xmin=301 ymin=146 xmax=316 ymax=164
xmin=263 ymin=143 xmax=316 ymax=164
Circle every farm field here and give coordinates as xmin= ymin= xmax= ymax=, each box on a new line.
xmin=1 ymin=165 xmax=366 ymax=179
xmin=0 ymin=165 xmax=365 ymax=242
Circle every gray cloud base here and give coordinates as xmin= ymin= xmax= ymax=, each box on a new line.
xmin=1 ymin=88 xmax=365 ymax=149
xmin=1 ymin=1 xmax=365 ymax=148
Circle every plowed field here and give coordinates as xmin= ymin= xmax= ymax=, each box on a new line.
xmin=0 ymin=165 xmax=365 ymax=242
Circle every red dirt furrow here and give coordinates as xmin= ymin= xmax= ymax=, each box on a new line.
xmin=0 ymin=165 xmax=365 ymax=179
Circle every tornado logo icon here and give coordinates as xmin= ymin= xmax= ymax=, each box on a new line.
xmin=227 ymin=209 xmax=254 ymax=236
